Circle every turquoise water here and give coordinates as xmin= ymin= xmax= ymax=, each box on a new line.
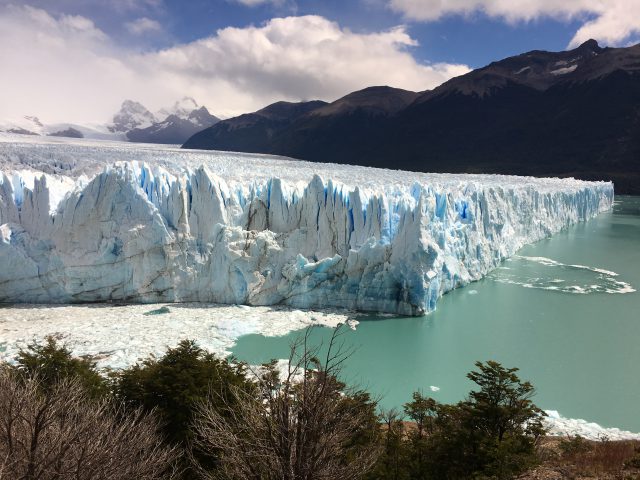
xmin=231 ymin=196 xmax=640 ymax=432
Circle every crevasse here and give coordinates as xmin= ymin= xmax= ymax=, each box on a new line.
xmin=0 ymin=138 xmax=613 ymax=315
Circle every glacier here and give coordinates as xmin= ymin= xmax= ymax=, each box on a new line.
xmin=0 ymin=134 xmax=614 ymax=315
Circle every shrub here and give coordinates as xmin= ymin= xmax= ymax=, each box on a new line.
xmin=112 ymin=339 xmax=254 ymax=478
xmin=559 ymin=435 xmax=592 ymax=456
xmin=0 ymin=368 xmax=176 ymax=480
xmin=113 ymin=339 xmax=252 ymax=446
xmin=12 ymin=335 xmax=108 ymax=398
xmin=193 ymin=328 xmax=381 ymax=480
xmin=389 ymin=361 xmax=546 ymax=479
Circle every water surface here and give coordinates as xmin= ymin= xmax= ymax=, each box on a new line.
xmin=232 ymin=196 xmax=640 ymax=432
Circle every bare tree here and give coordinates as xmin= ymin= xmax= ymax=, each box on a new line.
xmin=0 ymin=368 xmax=178 ymax=480
xmin=193 ymin=326 xmax=381 ymax=480
xmin=376 ymin=408 xmax=406 ymax=480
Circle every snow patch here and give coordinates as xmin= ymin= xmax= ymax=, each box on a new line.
xmin=550 ymin=65 xmax=578 ymax=75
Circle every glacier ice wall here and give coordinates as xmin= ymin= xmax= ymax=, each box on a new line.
xmin=0 ymin=136 xmax=614 ymax=315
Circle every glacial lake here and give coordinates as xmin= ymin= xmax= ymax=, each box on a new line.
xmin=231 ymin=196 xmax=640 ymax=432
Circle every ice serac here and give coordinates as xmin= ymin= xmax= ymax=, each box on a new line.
xmin=0 ymin=138 xmax=613 ymax=315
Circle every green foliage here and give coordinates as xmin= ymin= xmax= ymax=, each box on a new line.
xmin=369 ymin=360 xmax=546 ymax=480
xmin=366 ymin=410 xmax=409 ymax=480
xmin=340 ymin=389 xmax=382 ymax=455
xmin=113 ymin=339 xmax=252 ymax=447
xmin=9 ymin=336 xmax=550 ymax=480
xmin=13 ymin=335 xmax=108 ymax=398
xmin=402 ymin=392 xmax=439 ymax=478
xmin=465 ymin=361 xmax=546 ymax=442
xmin=404 ymin=392 xmax=439 ymax=436
xmin=427 ymin=361 xmax=546 ymax=479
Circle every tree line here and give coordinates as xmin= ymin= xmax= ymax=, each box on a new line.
xmin=1 ymin=327 xmax=548 ymax=479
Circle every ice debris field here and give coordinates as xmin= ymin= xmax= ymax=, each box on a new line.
xmin=0 ymin=134 xmax=613 ymax=315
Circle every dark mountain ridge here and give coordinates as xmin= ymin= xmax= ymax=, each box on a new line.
xmin=184 ymin=100 xmax=327 ymax=152
xmin=183 ymin=40 xmax=640 ymax=194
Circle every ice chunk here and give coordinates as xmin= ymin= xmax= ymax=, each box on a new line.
xmin=544 ymin=410 xmax=640 ymax=441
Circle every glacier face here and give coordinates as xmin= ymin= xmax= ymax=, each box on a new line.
xmin=0 ymin=135 xmax=614 ymax=315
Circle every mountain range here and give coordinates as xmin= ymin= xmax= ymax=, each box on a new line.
xmin=0 ymin=97 xmax=219 ymax=145
xmin=183 ymin=40 xmax=640 ymax=194
xmin=109 ymin=97 xmax=220 ymax=144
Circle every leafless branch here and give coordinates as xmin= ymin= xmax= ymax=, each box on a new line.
xmin=0 ymin=368 xmax=178 ymax=480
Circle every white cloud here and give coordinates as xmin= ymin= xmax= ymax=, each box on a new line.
xmin=0 ymin=6 xmax=469 ymax=123
xmin=125 ymin=16 xmax=162 ymax=35
xmin=387 ymin=0 xmax=640 ymax=47
xmin=146 ymin=16 xmax=470 ymax=113
xmin=569 ymin=2 xmax=640 ymax=47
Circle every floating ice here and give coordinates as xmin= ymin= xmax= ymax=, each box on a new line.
xmin=544 ymin=410 xmax=640 ymax=441
xmin=0 ymin=303 xmax=351 ymax=370
xmin=0 ymin=135 xmax=614 ymax=315
xmin=489 ymin=255 xmax=635 ymax=294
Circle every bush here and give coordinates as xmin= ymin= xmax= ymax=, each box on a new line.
xmin=368 ymin=361 xmax=547 ymax=480
xmin=12 ymin=335 xmax=109 ymax=398
xmin=193 ymin=328 xmax=381 ymax=480
xmin=0 ymin=368 xmax=176 ymax=480
xmin=625 ymin=446 xmax=640 ymax=469
xmin=427 ymin=361 xmax=546 ymax=479
xmin=367 ymin=409 xmax=409 ymax=480
xmin=559 ymin=435 xmax=591 ymax=456
xmin=560 ymin=437 xmax=640 ymax=476
xmin=113 ymin=340 xmax=252 ymax=446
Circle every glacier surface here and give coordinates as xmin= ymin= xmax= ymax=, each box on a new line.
xmin=0 ymin=134 xmax=614 ymax=315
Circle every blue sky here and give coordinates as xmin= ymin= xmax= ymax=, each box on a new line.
xmin=0 ymin=0 xmax=637 ymax=122
xmin=22 ymin=0 xmax=598 ymax=67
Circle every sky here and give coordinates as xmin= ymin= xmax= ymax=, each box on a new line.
xmin=0 ymin=0 xmax=639 ymax=123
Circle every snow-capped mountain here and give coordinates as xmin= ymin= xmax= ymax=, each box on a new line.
xmin=156 ymin=96 xmax=199 ymax=120
xmin=126 ymin=98 xmax=220 ymax=144
xmin=0 ymin=116 xmax=126 ymax=140
xmin=0 ymin=98 xmax=219 ymax=144
xmin=108 ymin=100 xmax=157 ymax=133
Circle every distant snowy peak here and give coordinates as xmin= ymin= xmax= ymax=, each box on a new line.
xmin=119 ymin=97 xmax=219 ymax=144
xmin=109 ymin=100 xmax=157 ymax=133
xmin=126 ymin=105 xmax=220 ymax=145
xmin=0 ymin=116 xmax=46 ymax=136
xmin=1 ymin=97 xmax=218 ymax=144
xmin=0 ymin=116 xmax=122 ymax=141
xmin=157 ymin=97 xmax=199 ymax=121
xmin=23 ymin=116 xmax=44 ymax=129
